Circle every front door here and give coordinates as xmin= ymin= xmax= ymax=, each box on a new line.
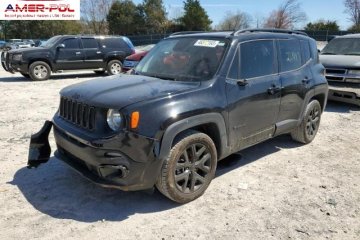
xmin=56 ymin=38 xmax=84 ymax=70
xmin=226 ymin=40 xmax=281 ymax=151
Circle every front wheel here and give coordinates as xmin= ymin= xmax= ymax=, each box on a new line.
xmin=291 ymin=100 xmax=322 ymax=144
xmin=107 ymin=60 xmax=122 ymax=75
xmin=156 ymin=131 xmax=217 ymax=203
xmin=29 ymin=61 xmax=51 ymax=81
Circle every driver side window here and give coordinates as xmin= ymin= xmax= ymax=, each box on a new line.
xmin=62 ymin=38 xmax=80 ymax=49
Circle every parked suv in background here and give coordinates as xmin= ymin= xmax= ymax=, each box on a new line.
xmin=320 ymin=34 xmax=360 ymax=106
xmin=29 ymin=29 xmax=328 ymax=203
xmin=1 ymin=35 xmax=135 ymax=81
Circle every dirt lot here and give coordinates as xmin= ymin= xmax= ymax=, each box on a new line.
xmin=0 ymin=68 xmax=359 ymax=240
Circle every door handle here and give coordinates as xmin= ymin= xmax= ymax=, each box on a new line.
xmin=96 ymin=51 xmax=101 ymax=54
xmin=75 ymin=52 xmax=81 ymax=55
xmin=302 ymin=77 xmax=310 ymax=84
xmin=268 ymin=84 xmax=281 ymax=95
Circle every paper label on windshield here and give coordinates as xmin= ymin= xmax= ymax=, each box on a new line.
xmin=194 ymin=40 xmax=220 ymax=48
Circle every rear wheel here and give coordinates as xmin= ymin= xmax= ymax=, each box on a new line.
xmin=107 ymin=60 xmax=122 ymax=75
xmin=29 ymin=61 xmax=51 ymax=81
xmin=156 ymin=131 xmax=217 ymax=203
xmin=291 ymin=100 xmax=322 ymax=144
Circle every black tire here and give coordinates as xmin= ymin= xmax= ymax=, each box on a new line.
xmin=107 ymin=60 xmax=122 ymax=75
xmin=156 ymin=131 xmax=217 ymax=203
xmin=291 ymin=100 xmax=322 ymax=144
xmin=20 ymin=72 xmax=30 ymax=78
xmin=29 ymin=61 xmax=51 ymax=81
xmin=94 ymin=70 xmax=105 ymax=75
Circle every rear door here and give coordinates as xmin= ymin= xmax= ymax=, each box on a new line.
xmin=81 ymin=38 xmax=104 ymax=69
xmin=226 ymin=39 xmax=281 ymax=151
xmin=56 ymin=38 xmax=84 ymax=70
xmin=277 ymin=39 xmax=311 ymax=122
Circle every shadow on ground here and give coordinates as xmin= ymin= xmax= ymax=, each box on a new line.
xmin=10 ymin=135 xmax=301 ymax=222
xmin=0 ymin=72 xmax=105 ymax=83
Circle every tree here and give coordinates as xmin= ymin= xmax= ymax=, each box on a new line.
xmin=305 ymin=20 xmax=340 ymax=31
xmin=107 ymin=0 xmax=141 ymax=35
xmin=81 ymin=0 xmax=113 ymax=34
xmin=264 ymin=0 xmax=306 ymax=29
xmin=344 ymin=0 xmax=360 ymax=26
xmin=0 ymin=20 xmax=82 ymax=39
xmin=142 ymin=0 xmax=167 ymax=33
xmin=179 ymin=0 xmax=212 ymax=31
xmin=217 ymin=11 xmax=252 ymax=31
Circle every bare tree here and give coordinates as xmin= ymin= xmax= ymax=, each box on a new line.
xmin=81 ymin=0 xmax=114 ymax=34
xmin=264 ymin=0 xmax=307 ymax=29
xmin=344 ymin=0 xmax=360 ymax=26
xmin=216 ymin=11 xmax=252 ymax=31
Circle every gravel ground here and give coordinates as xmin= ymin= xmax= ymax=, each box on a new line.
xmin=0 ymin=68 xmax=359 ymax=240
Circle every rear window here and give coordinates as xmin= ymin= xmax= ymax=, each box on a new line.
xmin=240 ymin=40 xmax=276 ymax=79
xmin=279 ymin=39 xmax=302 ymax=72
xmin=102 ymin=38 xmax=129 ymax=49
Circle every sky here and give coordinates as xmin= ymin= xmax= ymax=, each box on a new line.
xmin=133 ymin=0 xmax=351 ymax=30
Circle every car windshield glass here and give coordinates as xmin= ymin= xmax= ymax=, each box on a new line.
xmin=135 ymin=37 xmax=229 ymax=81
xmin=42 ymin=36 xmax=62 ymax=48
xmin=321 ymin=38 xmax=360 ymax=55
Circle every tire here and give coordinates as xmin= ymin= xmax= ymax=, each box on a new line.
xmin=94 ymin=70 xmax=105 ymax=75
xmin=20 ymin=72 xmax=30 ymax=78
xmin=291 ymin=100 xmax=322 ymax=144
xmin=156 ymin=131 xmax=217 ymax=203
xmin=107 ymin=60 xmax=122 ymax=75
xmin=29 ymin=61 xmax=51 ymax=81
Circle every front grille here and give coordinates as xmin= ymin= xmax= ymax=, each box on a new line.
xmin=59 ymin=97 xmax=96 ymax=130
xmin=326 ymin=68 xmax=347 ymax=74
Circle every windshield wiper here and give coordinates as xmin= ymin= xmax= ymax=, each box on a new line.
xmin=321 ymin=52 xmax=337 ymax=55
xmin=344 ymin=53 xmax=360 ymax=56
xmin=141 ymin=72 xmax=176 ymax=81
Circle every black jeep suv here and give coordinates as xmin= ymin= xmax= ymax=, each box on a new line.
xmin=28 ymin=29 xmax=328 ymax=203
xmin=1 ymin=35 xmax=135 ymax=81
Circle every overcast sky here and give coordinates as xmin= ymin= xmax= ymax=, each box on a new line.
xmin=133 ymin=0 xmax=351 ymax=30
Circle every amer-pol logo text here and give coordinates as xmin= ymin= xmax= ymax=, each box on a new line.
xmin=1 ymin=0 xmax=80 ymax=20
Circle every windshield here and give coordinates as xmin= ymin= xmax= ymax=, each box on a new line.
xmin=322 ymin=38 xmax=360 ymax=55
xmin=135 ymin=37 xmax=229 ymax=81
xmin=42 ymin=36 xmax=62 ymax=48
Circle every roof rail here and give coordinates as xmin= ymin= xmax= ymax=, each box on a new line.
xmin=170 ymin=31 xmax=208 ymax=36
xmin=233 ymin=28 xmax=308 ymax=36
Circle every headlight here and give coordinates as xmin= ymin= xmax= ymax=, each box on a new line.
xmin=107 ymin=109 xmax=122 ymax=131
xmin=12 ymin=54 xmax=22 ymax=61
xmin=348 ymin=70 xmax=360 ymax=75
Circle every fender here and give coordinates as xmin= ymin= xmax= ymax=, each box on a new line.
xmin=157 ymin=113 xmax=230 ymax=161
xmin=105 ymin=51 xmax=126 ymax=62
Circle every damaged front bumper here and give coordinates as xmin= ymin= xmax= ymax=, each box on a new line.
xmin=28 ymin=120 xmax=53 ymax=168
xmin=28 ymin=120 xmax=163 ymax=191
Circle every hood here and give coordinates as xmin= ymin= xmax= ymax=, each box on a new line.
xmin=320 ymin=54 xmax=360 ymax=69
xmin=126 ymin=51 xmax=148 ymax=61
xmin=60 ymin=74 xmax=200 ymax=109
xmin=9 ymin=47 xmax=49 ymax=54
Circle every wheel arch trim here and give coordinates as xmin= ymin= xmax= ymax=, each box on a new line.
xmin=157 ymin=113 xmax=229 ymax=161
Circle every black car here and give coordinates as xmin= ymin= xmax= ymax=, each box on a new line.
xmin=320 ymin=34 xmax=360 ymax=106
xmin=1 ymin=35 xmax=135 ymax=81
xmin=28 ymin=29 xmax=328 ymax=203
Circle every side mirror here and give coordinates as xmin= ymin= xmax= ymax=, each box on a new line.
xmin=57 ymin=44 xmax=65 ymax=49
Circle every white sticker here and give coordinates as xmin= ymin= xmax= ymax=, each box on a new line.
xmin=194 ymin=40 xmax=220 ymax=48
